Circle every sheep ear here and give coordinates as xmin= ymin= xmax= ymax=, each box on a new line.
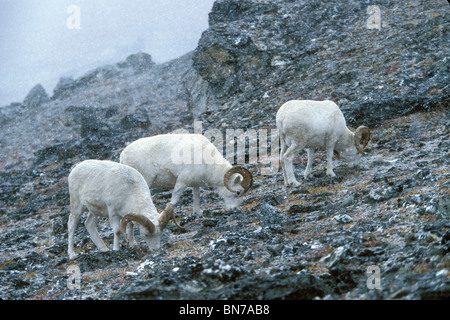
xmin=121 ymin=213 xmax=155 ymax=242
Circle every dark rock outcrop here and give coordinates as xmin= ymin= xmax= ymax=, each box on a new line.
xmin=52 ymin=77 xmax=78 ymax=100
xmin=120 ymin=51 xmax=156 ymax=73
xmin=23 ymin=84 xmax=50 ymax=108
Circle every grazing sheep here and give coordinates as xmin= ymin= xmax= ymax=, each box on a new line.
xmin=120 ymin=134 xmax=253 ymax=216
xmin=67 ymin=159 xmax=183 ymax=259
xmin=276 ymin=100 xmax=370 ymax=186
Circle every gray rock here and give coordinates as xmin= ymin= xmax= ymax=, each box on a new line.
xmin=52 ymin=77 xmax=77 ymax=99
xmin=119 ymin=107 xmax=150 ymax=130
xmin=23 ymin=84 xmax=49 ymax=108
xmin=123 ymin=52 xmax=155 ymax=73
xmin=334 ymin=214 xmax=354 ymax=224
xmin=438 ymin=198 xmax=450 ymax=219
xmin=341 ymin=193 xmax=356 ymax=207
xmin=320 ymin=246 xmax=350 ymax=268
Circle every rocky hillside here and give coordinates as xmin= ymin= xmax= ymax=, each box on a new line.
xmin=186 ymin=0 xmax=449 ymax=129
xmin=0 ymin=107 xmax=448 ymax=300
xmin=0 ymin=0 xmax=449 ymax=301
xmin=0 ymin=51 xmax=193 ymax=171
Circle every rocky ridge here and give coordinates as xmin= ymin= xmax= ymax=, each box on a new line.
xmin=0 ymin=51 xmax=193 ymax=171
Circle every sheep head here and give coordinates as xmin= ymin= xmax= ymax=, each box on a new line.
xmin=217 ymin=166 xmax=253 ymax=211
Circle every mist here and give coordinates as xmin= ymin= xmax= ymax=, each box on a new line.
xmin=0 ymin=0 xmax=215 ymax=107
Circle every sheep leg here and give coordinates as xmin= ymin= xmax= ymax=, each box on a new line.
xmin=170 ymin=180 xmax=186 ymax=206
xmin=192 ymin=187 xmax=203 ymax=216
xmin=279 ymin=132 xmax=289 ymax=184
xmin=110 ymin=214 xmax=121 ymax=251
xmin=304 ymin=148 xmax=315 ymax=179
xmin=85 ymin=212 xmax=109 ymax=252
xmin=68 ymin=199 xmax=83 ymax=259
xmin=325 ymin=147 xmax=336 ymax=177
xmin=281 ymin=141 xmax=301 ymax=187
xmin=127 ymin=223 xmax=136 ymax=247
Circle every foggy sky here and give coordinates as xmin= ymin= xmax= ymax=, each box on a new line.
xmin=0 ymin=0 xmax=215 ymax=107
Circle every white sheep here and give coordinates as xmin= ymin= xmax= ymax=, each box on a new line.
xmin=120 ymin=134 xmax=253 ymax=216
xmin=276 ymin=100 xmax=370 ymax=186
xmin=67 ymin=159 xmax=184 ymax=259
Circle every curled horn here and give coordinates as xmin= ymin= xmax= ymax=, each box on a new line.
xmin=158 ymin=203 xmax=185 ymax=231
xmin=223 ymin=166 xmax=253 ymax=194
xmin=121 ymin=213 xmax=155 ymax=243
xmin=354 ymin=126 xmax=371 ymax=154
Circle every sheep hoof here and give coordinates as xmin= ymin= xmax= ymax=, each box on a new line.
xmin=194 ymin=209 xmax=204 ymax=217
xmin=69 ymin=253 xmax=77 ymax=260
xmin=288 ymin=181 xmax=301 ymax=187
xmin=326 ymin=171 xmax=336 ymax=178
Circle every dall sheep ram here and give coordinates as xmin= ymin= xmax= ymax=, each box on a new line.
xmin=276 ymin=100 xmax=370 ymax=186
xmin=67 ymin=159 xmax=183 ymax=259
xmin=120 ymin=134 xmax=253 ymax=216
